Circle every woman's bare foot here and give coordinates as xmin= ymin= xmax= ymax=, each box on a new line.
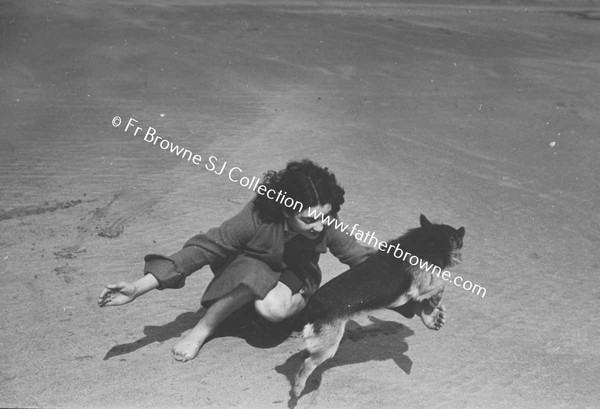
xmin=418 ymin=302 xmax=446 ymax=331
xmin=172 ymin=327 xmax=211 ymax=362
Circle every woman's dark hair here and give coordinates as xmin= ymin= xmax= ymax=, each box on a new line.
xmin=253 ymin=159 xmax=345 ymax=223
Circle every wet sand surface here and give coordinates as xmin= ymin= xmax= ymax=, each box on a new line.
xmin=1 ymin=1 xmax=599 ymax=408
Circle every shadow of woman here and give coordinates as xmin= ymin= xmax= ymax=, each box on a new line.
xmin=103 ymin=303 xmax=299 ymax=360
xmin=103 ymin=309 xmax=207 ymax=360
xmin=274 ymin=317 xmax=415 ymax=409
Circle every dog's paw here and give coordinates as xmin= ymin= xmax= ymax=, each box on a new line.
xmin=420 ymin=302 xmax=446 ymax=331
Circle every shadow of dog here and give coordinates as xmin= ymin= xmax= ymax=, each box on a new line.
xmin=275 ymin=317 xmax=415 ymax=408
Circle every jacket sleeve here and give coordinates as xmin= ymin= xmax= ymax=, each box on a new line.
xmin=144 ymin=202 xmax=258 ymax=289
xmin=326 ymin=223 xmax=378 ymax=267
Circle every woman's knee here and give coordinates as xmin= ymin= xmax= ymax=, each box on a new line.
xmin=254 ymin=283 xmax=294 ymax=322
xmin=254 ymin=299 xmax=289 ymax=322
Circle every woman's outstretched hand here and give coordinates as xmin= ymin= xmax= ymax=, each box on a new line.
xmin=98 ymin=282 xmax=137 ymax=307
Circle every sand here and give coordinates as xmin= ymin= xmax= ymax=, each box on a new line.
xmin=1 ymin=1 xmax=599 ymax=408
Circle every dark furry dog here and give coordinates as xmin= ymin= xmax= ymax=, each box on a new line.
xmin=292 ymin=214 xmax=465 ymax=397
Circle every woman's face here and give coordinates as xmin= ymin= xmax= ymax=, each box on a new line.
xmin=285 ymin=203 xmax=333 ymax=240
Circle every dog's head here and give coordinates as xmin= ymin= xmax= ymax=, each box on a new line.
xmin=418 ymin=214 xmax=465 ymax=268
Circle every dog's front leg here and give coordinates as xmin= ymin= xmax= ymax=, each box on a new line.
xmin=388 ymin=302 xmax=416 ymax=318
xmin=388 ymin=281 xmax=444 ymax=321
xmin=415 ymin=279 xmax=444 ymax=304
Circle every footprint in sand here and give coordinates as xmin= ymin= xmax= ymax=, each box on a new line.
xmin=54 ymin=265 xmax=79 ymax=284
xmin=55 ymin=190 xmax=160 ymax=258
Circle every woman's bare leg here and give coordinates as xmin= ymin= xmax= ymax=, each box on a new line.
xmin=254 ymin=281 xmax=307 ymax=322
xmin=172 ymin=285 xmax=255 ymax=362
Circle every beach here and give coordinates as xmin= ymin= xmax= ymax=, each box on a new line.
xmin=1 ymin=1 xmax=599 ymax=408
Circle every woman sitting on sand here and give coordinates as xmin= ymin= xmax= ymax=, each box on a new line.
xmin=98 ymin=159 xmax=446 ymax=362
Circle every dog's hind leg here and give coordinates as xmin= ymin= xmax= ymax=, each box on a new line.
xmin=292 ymin=318 xmax=347 ymax=398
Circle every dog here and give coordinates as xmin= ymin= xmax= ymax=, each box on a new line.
xmin=292 ymin=214 xmax=465 ymax=397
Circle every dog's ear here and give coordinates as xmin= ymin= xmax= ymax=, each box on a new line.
xmin=457 ymin=227 xmax=465 ymax=238
xmin=420 ymin=214 xmax=432 ymax=227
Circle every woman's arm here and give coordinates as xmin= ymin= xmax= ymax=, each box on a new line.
xmin=100 ymin=202 xmax=261 ymax=306
xmin=144 ymin=202 xmax=259 ymax=290
xmin=134 ymin=273 xmax=160 ymax=297
xmin=98 ymin=274 xmax=159 ymax=307
xmin=326 ymin=222 xmax=378 ymax=268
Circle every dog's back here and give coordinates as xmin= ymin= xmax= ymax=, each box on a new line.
xmin=303 ymin=252 xmax=413 ymax=329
